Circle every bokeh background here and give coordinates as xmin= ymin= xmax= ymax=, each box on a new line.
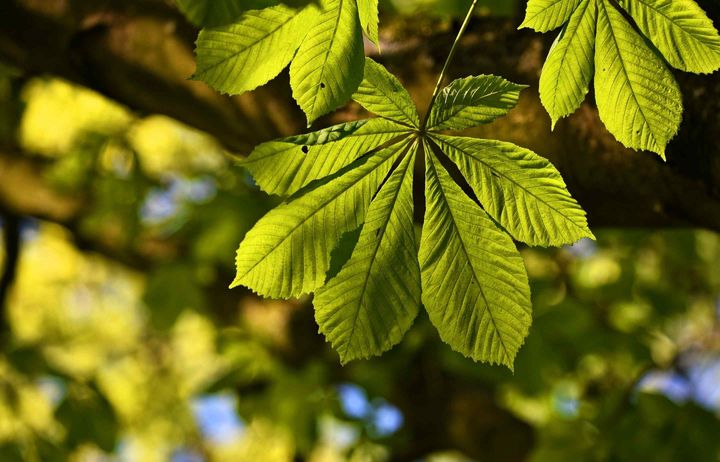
xmin=0 ymin=1 xmax=719 ymax=461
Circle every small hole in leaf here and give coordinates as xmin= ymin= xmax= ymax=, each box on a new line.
xmin=301 ymin=146 xmax=309 ymax=154
xmin=320 ymin=83 xmax=326 ymax=89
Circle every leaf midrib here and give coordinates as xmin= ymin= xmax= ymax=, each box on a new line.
xmin=432 ymin=135 xmax=588 ymax=234
xmin=630 ymin=0 xmax=720 ymax=50
xmin=340 ymin=150 xmax=414 ymax=358
xmin=306 ymin=0 xmax=348 ymax=116
xmin=426 ymin=153 xmax=511 ymax=363
xmin=200 ymin=10 xmax=296 ymax=72
xmin=236 ymin=138 xmax=409 ymax=281
xmin=599 ymin=0 xmax=660 ymax=148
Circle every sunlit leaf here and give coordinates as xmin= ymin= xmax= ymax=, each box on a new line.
xmin=520 ymin=0 xmax=583 ymax=32
xmin=194 ymin=5 xmax=314 ymax=95
xmin=353 ymin=58 xmax=420 ymax=127
xmin=231 ymin=140 xmax=410 ymax=298
xmin=427 ymin=75 xmax=526 ymax=131
xmin=315 ymin=150 xmax=420 ymax=363
xmin=539 ymin=0 xmax=596 ymax=127
xmin=419 ymin=148 xmax=532 ymax=369
xmin=618 ymin=0 xmax=720 ymax=73
xmin=241 ymin=118 xmax=410 ymax=196
xmin=594 ymin=0 xmax=683 ymax=156
xmin=290 ymin=0 xmax=365 ymax=124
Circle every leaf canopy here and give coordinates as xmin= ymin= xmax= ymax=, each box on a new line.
xmin=233 ymin=60 xmax=591 ymax=368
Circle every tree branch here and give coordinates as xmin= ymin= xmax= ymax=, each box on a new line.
xmin=0 ymin=211 xmax=20 ymax=342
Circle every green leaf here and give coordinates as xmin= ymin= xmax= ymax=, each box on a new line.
xmin=290 ymin=0 xmax=365 ymax=124
xmin=357 ymin=0 xmax=380 ymax=46
xmin=353 ymin=58 xmax=420 ymax=127
xmin=520 ymin=0 xmax=583 ymax=32
xmin=241 ymin=118 xmax=410 ymax=196
xmin=427 ymin=75 xmax=526 ymax=131
xmin=231 ymin=140 xmax=410 ymax=298
xmin=595 ymin=0 xmax=683 ymax=156
xmin=618 ymin=0 xmax=720 ymax=74
xmin=314 ymin=149 xmax=420 ymax=363
xmin=175 ymin=0 xmax=265 ymax=27
xmin=419 ymin=148 xmax=532 ymax=369
xmin=539 ymin=0 xmax=596 ymax=127
xmin=194 ymin=5 xmax=313 ymax=95
xmin=431 ymin=135 xmax=593 ymax=246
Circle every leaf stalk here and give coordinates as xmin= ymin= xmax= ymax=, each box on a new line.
xmin=419 ymin=0 xmax=480 ymax=132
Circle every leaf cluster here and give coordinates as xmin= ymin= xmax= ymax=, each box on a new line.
xmin=521 ymin=0 xmax=720 ymax=157
xmin=232 ymin=58 xmax=594 ymax=368
xmin=191 ymin=0 xmax=379 ymax=124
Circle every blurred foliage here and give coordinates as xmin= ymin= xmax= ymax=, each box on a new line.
xmin=0 ymin=0 xmax=719 ymax=460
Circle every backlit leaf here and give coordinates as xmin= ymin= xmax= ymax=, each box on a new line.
xmin=315 ymin=150 xmax=420 ymax=363
xmin=419 ymin=148 xmax=532 ymax=369
xmin=594 ymin=0 xmax=683 ymax=156
xmin=231 ymin=140 xmax=410 ymax=298
xmin=290 ymin=0 xmax=365 ymax=124
xmin=432 ymin=135 xmax=593 ymax=246
xmin=353 ymin=58 xmax=420 ymax=127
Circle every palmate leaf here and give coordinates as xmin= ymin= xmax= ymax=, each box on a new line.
xmin=524 ymin=0 xmax=720 ymax=156
xmin=314 ymin=150 xmax=420 ymax=363
xmin=595 ymin=0 xmax=682 ymax=157
xmin=194 ymin=0 xmax=367 ymax=124
xmin=233 ymin=59 xmax=590 ymax=368
xmin=419 ymin=148 xmax=531 ymax=368
xmin=618 ymin=0 xmax=720 ymax=74
xmin=430 ymin=135 xmax=593 ymax=246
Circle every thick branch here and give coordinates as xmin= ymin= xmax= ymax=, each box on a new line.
xmin=1 ymin=0 xmax=720 ymax=230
